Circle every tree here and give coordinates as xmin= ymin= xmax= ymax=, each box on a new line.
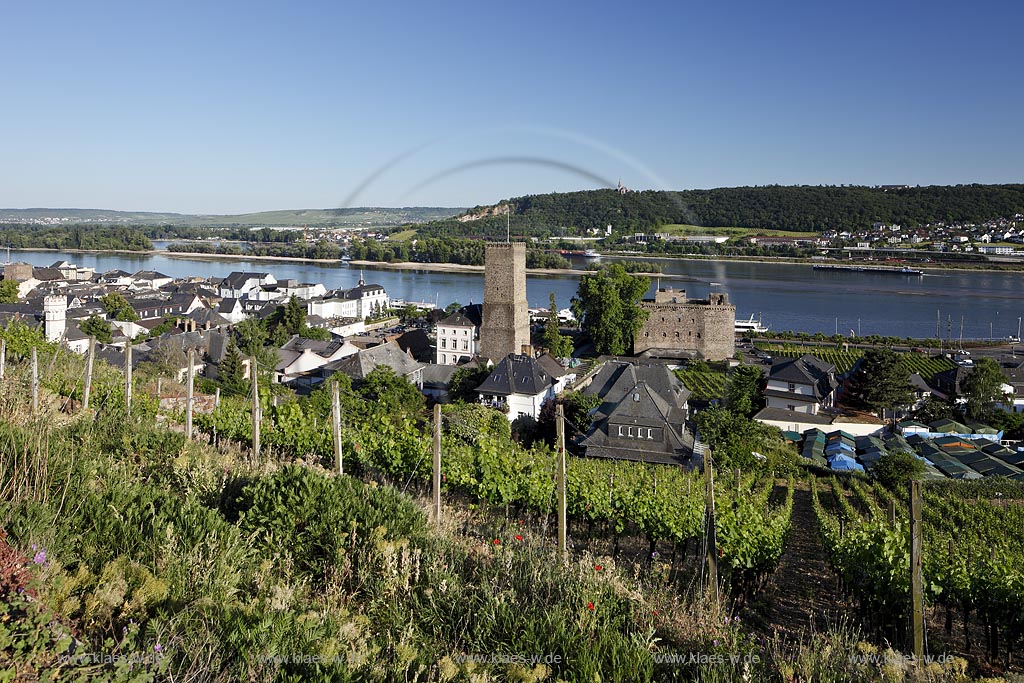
xmin=960 ymin=357 xmax=1008 ymax=420
xmin=913 ymin=395 xmax=954 ymax=424
xmin=846 ymin=349 xmax=914 ymax=418
xmin=100 ymin=292 xmax=138 ymax=322
xmin=448 ymin=364 xmax=492 ymax=403
xmin=541 ymin=292 xmax=573 ymax=358
xmin=79 ymin=315 xmax=113 ymax=344
xmin=571 ymin=264 xmax=650 ymax=355
xmin=358 ymin=366 xmax=425 ymax=421
xmin=0 ymin=280 xmax=19 ymax=304
xmin=725 ymin=364 xmax=764 ymax=417
xmin=873 ymin=450 xmax=925 ymax=491
xmin=234 ymin=317 xmax=268 ymax=356
xmin=140 ymin=338 xmax=187 ymax=379
xmin=218 ymin=339 xmax=247 ymax=395
xmin=270 ymin=295 xmax=306 ymax=335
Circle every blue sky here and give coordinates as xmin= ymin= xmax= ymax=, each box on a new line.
xmin=2 ymin=0 xmax=1022 ymax=213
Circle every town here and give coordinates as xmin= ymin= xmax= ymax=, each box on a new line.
xmin=1 ymin=242 xmax=1021 ymax=482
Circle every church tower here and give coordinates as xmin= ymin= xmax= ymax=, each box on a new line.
xmin=481 ymin=242 xmax=529 ymax=363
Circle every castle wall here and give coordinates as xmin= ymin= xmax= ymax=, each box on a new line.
xmin=481 ymin=243 xmax=529 ymax=363
xmin=633 ymin=290 xmax=735 ymax=361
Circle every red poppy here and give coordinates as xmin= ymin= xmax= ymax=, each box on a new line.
xmin=587 ymin=602 xmax=595 ymax=610
xmin=653 ymin=610 xmax=659 ymax=616
xmin=594 ymin=564 xmax=603 ymax=571
xmin=717 ymin=547 xmax=724 ymax=558
xmin=493 ymin=538 xmax=501 ymax=545
xmin=514 ymin=535 xmax=524 ymax=541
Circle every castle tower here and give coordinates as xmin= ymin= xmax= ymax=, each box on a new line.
xmin=481 ymin=242 xmax=529 ymax=363
xmin=43 ymin=294 xmax=67 ymax=342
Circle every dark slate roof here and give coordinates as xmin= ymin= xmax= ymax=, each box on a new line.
xmin=421 ymin=363 xmax=458 ymax=389
xmin=280 ymin=335 xmax=348 ymax=358
xmin=32 ymin=267 xmax=64 ymax=281
xmin=535 ymin=353 xmax=570 ymax=379
xmin=132 ymin=270 xmax=170 ymax=280
xmin=583 ymin=361 xmax=690 ymax=417
xmin=769 ymin=355 xmax=838 ymax=400
xmin=222 ymin=272 xmax=271 ymax=288
xmin=603 ymin=381 xmax=679 ymax=428
xmin=440 ymin=303 xmax=483 ymax=328
xmin=476 ymin=354 xmax=554 ymax=397
xmin=341 ymin=284 xmax=385 ymax=299
xmin=101 ymin=269 xmax=131 ymax=278
xmin=326 ymin=341 xmax=423 ymax=381
xmin=393 ymin=329 xmax=433 ymax=362
xmin=188 ymin=308 xmax=229 ymax=328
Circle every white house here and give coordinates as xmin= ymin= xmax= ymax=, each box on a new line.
xmin=476 ymin=353 xmax=560 ymax=422
xmin=218 ymin=272 xmax=277 ymax=299
xmin=217 ymin=298 xmax=248 ymax=324
xmin=763 ymin=354 xmax=838 ymax=416
xmin=274 ymin=336 xmax=359 ymax=385
xmin=129 ymin=270 xmax=174 ymax=290
xmin=435 ymin=304 xmax=482 ymax=365
xmin=308 ymin=277 xmax=388 ymax=321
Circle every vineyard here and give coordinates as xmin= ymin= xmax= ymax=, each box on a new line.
xmin=812 ymin=474 xmax=1024 ymax=666
xmin=755 ymin=342 xmax=957 ymax=379
xmin=674 ymin=367 xmax=727 ymax=401
xmin=0 ymin=337 xmax=1019 ymax=680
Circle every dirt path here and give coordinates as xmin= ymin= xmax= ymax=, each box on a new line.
xmin=743 ymin=484 xmax=850 ymax=640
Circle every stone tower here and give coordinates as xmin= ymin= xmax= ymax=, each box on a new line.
xmin=43 ymin=294 xmax=67 ymax=342
xmin=481 ymin=242 xmax=529 ymax=363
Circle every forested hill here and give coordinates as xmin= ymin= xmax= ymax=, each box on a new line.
xmin=418 ymin=184 xmax=1024 ymax=237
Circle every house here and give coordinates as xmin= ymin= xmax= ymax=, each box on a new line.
xmin=577 ymin=360 xmax=694 ymax=466
xmin=274 ymin=335 xmax=359 ymax=387
xmin=476 ymin=353 xmax=559 ymax=422
xmin=435 ymin=304 xmax=482 ymax=365
xmin=99 ymin=269 xmax=133 ymax=287
xmin=325 ymin=340 xmax=425 ymax=388
xmin=218 ymin=272 xmax=277 ymax=299
xmin=420 ymin=364 xmax=460 ymax=403
xmin=129 ymin=270 xmax=174 ymax=290
xmin=762 ymin=354 xmax=838 ymax=415
xmin=308 ymin=278 xmax=389 ymax=322
xmin=128 ymin=294 xmax=204 ymax=321
xmin=217 ymin=298 xmax=247 ymax=324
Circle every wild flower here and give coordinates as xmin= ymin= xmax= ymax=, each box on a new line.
xmin=492 ymin=538 xmax=501 ymax=545
xmin=32 ymin=550 xmax=47 ymax=566
xmin=154 ymin=643 xmax=163 ymax=653
xmin=514 ymin=535 xmax=523 ymax=541
xmin=651 ymin=551 xmax=659 ymax=559
xmin=587 ymin=602 xmax=595 ymax=610
xmin=594 ymin=564 xmax=603 ymax=571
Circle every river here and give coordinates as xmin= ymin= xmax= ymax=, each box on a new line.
xmin=10 ymin=247 xmax=1024 ymax=340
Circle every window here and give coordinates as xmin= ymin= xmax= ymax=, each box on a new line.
xmin=441 ymin=354 xmax=446 ymax=364
xmin=647 ymin=429 xmax=653 ymax=440
xmin=787 ymin=382 xmax=795 ymax=391
xmin=462 ymin=340 xmax=468 ymax=350
xmin=441 ymin=339 xmax=446 ymax=349
xmin=617 ymin=425 xmax=623 ymax=436
xmin=628 ymin=426 xmax=634 ymax=437
xmin=787 ymin=404 xmax=796 ymax=411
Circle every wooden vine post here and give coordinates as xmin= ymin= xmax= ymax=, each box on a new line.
xmin=704 ymin=449 xmax=719 ymax=607
xmin=432 ymin=403 xmax=442 ymax=526
xmin=82 ymin=336 xmax=95 ymax=410
xmin=909 ymin=480 xmax=925 ymax=660
xmin=556 ymin=403 xmax=567 ymax=561
xmin=251 ymin=358 xmax=260 ymax=458
xmin=185 ymin=348 xmax=194 ymax=440
xmin=31 ymin=347 xmax=39 ymax=414
xmin=332 ymin=380 xmax=343 ymax=475
xmin=124 ymin=340 xmax=133 ymax=412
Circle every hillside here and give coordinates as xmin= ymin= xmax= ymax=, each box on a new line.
xmin=0 ymin=206 xmax=463 ymax=228
xmin=417 ymin=184 xmax=1024 ymax=237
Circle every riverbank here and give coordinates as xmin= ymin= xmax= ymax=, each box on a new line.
xmin=347 ymin=260 xmax=688 ymax=280
xmin=10 ymin=246 xmax=344 ymax=266
xmin=600 ymin=251 xmax=1024 ymax=274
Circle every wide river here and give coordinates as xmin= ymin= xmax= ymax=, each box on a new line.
xmin=10 ymin=247 xmax=1024 ymax=340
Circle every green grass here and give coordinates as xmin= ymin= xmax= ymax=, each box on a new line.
xmin=387 ymin=228 xmax=419 ymax=241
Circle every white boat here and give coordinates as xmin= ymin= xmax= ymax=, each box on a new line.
xmin=582 ymin=249 xmax=600 ymax=258
xmin=735 ymin=314 xmax=769 ymax=334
